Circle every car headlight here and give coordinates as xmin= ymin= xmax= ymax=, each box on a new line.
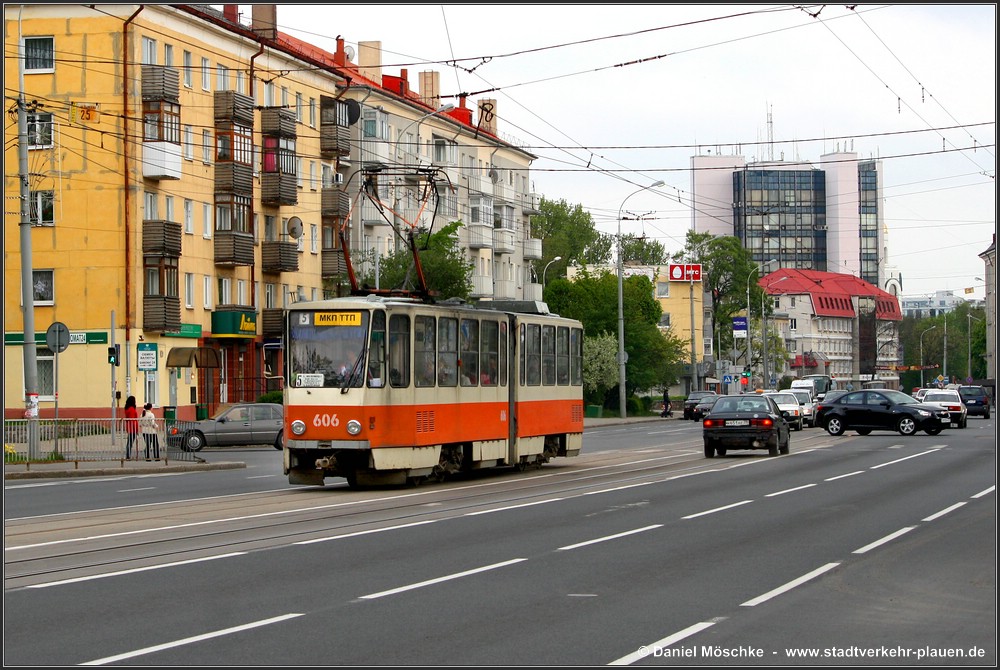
xmin=915 ymin=410 xmax=930 ymax=417
xmin=291 ymin=419 xmax=306 ymax=435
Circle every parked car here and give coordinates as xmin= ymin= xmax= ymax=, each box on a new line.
xmin=684 ymin=391 xmax=718 ymax=420
xmin=815 ymin=389 xmax=951 ymax=437
xmin=786 ymin=388 xmax=816 ymax=427
xmin=690 ymin=395 xmax=719 ymax=421
xmin=957 ymin=385 xmax=991 ymax=419
xmin=167 ymin=402 xmax=284 ymax=452
xmin=702 ymin=394 xmax=791 ymax=458
xmin=763 ymin=392 xmax=804 ymax=430
xmin=920 ymin=389 xmax=968 ymax=428
xmin=913 ymin=388 xmax=932 ymax=402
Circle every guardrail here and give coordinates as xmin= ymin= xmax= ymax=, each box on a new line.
xmin=3 ymin=418 xmax=204 ymax=469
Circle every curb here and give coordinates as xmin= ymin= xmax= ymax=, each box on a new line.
xmin=4 ymin=461 xmax=247 ymax=480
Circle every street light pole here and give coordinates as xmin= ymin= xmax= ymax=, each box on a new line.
xmin=542 ymin=256 xmax=562 ymax=287
xmin=618 ymin=180 xmax=663 ymax=418
xmin=968 ymin=313 xmax=982 ymax=381
xmin=920 ymin=325 xmax=937 ymax=388
xmin=744 ymin=259 xmax=776 ymax=387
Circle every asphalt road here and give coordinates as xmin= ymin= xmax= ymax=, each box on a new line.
xmin=4 ymin=417 xmax=995 ymax=666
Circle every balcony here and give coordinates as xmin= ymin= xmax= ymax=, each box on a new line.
xmin=467 ymin=224 xmax=493 ymax=249
xmin=470 ymin=274 xmax=493 ymax=298
xmin=215 ymin=162 xmax=253 ymax=195
xmin=493 ymin=228 xmax=515 ymax=255
xmin=214 ymin=231 xmax=255 ymax=266
xmin=523 ymin=283 xmax=542 ymax=302
xmin=142 ymin=295 xmax=181 ymax=333
xmin=261 ymin=240 xmax=298 ymax=274
xmin=141 ymin=65 xmax=179 ymax=102
xmin=142 ymin=141 xmax=182 ymax=180
xmin=260 ymin=107 xmax=296 ymax=137
xmin=261 ymin=172 xmax=297 ymax=206
xmin=522 ymin=237 xmax=542 ymax=260
xmin=214 ymin=90 xmax=254 ymax=126
xmin=322 ymin=247 xmax=348 ymax=278
xmin=142 ymin=219 xmax=182 ymax=257
xmin=521 ymin=192 xmax=542 ymax=215
xmin=493 ymin=279 xmax=516 ymax=300
xmin=322 ymin=187 xmax=351 ymax=219
xmin=261 ymin=308 xmax=284 ymax=338
xmin=320 ymin=123 xmax=351 ymax=158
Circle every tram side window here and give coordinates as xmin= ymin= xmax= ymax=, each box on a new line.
xmin=570 ymin=327 xmax=583 ymax=385
xmin=368 ymin=310 xmax=386 ymax=387
xmin=542 ymin=324 xmax=556 ymax=386
xmin=414 ymin=315 xmax=436 ymax=388
xmin=388 ymin=314 xmax=410 ymax=387
xmin=481 ymin=319 xmax=499 ymax=386
xmin=523 ymin=323 xmax=541 ymax=386
xmin=438 ymin=317 xmax=458 ymax=386
xmin=460 ymin=318 xmax=479 ymax=386
xmin=499 ymin=320 xmax=508 ymax=386
xmin=556 ymin=326 xmax=570 ymax=385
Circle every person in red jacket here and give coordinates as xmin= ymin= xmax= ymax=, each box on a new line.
xmin=123 ymin=395 xmax=139 ymax=460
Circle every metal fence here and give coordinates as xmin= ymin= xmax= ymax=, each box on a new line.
xmin=4 ymin=418 xmax=205 ymax=467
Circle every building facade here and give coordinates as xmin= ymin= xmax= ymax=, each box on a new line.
xmin=4 ymin=4 xmax=543 ymax=419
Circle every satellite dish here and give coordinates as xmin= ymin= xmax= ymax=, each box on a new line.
xmin=346 ymin=98 xmax=361 ymax=126
xmin=286 ymin=216 xmax=303 ymax=239
xmin=344 ymin=44 xmax=356 ymax=61
xmin=488 ymin=167 xmax=500 ymax=184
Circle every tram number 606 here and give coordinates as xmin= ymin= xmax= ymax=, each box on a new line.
xmin=312 ymin=413 xmax=340 ymax=428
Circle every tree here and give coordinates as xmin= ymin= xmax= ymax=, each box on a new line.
xmin=582 ymin=332 xmax=618 ymax=405
xmin=357 ymin=221 xmax=473 ymax=301
xmin=620 ymin=233 xmax=669 ymax=265
xmin=531 ymin=198 xmax=611 ymax=269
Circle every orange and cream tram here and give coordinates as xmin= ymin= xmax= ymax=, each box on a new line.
xmin=282 ymin=296 xmax=584 ymax=487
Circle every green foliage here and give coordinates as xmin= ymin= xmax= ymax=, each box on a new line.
xmin=257 ymin=390 xmax=284 ymax=404
xmin=620 ymin=233 xmax=669 ymax=265
xmin=581 ymin=332 xmax=618 ymax=404
xmin=531 ymin=198 xmax=612 ymax=267
xmin=358 ymin=221 xmax=473 ymax=301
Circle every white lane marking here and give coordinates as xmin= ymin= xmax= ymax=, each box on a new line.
xmin=765 ymin=483 xmax=817 ymax=497
xmin=869 ymin=449 xmax=941 ymax=469
xmin=682 ymin=500 xmax=753 ymax=519
xmin=923 ymin=502 xmax=967 ymax=521
xmin=27 ymin=553 xmax=246 ymax=589
xmin=557 ymin=525 xmax=662 ymax=551
xmin=466 ymin=498 xmax=564 ymax=515
xmin=359 ymin=558 xmax=527 ymax=600
xmin=972 ymin=486 xmax=995 ymax=498
xmin=296 ymin=519 xmax=440 ymax=544
xmin=741 ymin=562 xmax=840 ymax=607
xmin=81 ymin=613 xmax=304 ymax=665
xmin=825 ymin=470 xmax=864 ymax=481
xmin=853 ymin=526 xmax=917 ymax=554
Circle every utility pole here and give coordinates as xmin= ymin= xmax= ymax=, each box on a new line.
xmin=17 ymin=18 xmax=41 ymax=458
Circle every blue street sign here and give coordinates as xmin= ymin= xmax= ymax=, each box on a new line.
xmin=723 ymin=375 xmax=733 ymax=383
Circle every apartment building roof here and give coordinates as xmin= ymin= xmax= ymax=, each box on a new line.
xmin=761 ymin=268 xmax=902 ymax=321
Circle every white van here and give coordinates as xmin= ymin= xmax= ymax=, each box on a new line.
xmin=790 ymin=379 xmax=818 ymax=399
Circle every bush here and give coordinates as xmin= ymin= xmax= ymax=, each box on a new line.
xmin=257 ymin=390 xmax=284 ymax=404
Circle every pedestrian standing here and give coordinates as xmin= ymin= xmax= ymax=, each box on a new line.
xmin=123 ymin=395 xmax=139 ymax=460
xmin=140 ymin=402 xmax=160 ymax=461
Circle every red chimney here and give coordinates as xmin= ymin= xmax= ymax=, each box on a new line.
xmin=223 ymin=4 xmax=238 ymax=22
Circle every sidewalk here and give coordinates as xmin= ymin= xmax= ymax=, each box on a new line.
xmin=4 ymin=414 xmax=674 ymax=481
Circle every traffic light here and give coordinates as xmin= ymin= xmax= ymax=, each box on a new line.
xmin=742 ymin=368 xmax=751 ymax=379
xmin=107 ymin=344 xmax=120 ymax=366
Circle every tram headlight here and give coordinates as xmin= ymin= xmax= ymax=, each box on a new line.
xmin=346 ymin=419 xmax=362 ymax=435
xmin=291 ymin=419 xmax=306 ymax=436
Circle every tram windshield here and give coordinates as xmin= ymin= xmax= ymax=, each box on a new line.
xmin=288 ymin=309 xmax=370 ymax=389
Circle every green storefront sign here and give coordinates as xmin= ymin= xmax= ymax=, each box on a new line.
xmin=211 ymin=311 xmax=257 ymax=338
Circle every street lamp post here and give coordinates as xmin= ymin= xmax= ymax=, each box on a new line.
xmin=542 ymin=256 xmax=562 ymax=287
xmin=395 ymin=103 xmax=456 ymax=164
xmin=920 ymin=325 xmax=937 ymax=388
xmin=761 ymin=275 xmax=788 ymax=388
xmin=744 ymin=259 xmax=776 ymax=386
xmin=618 ymin=180 xmax=664 ymax=418
xmin=968 ymin=314 xmax=982 ymax=381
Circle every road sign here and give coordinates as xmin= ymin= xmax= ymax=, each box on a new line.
xmin=668 ymin=263 xmax=702 ymax=282
xmin=723 ymin=374 xmax=733 ymax=383
xmin=733 ymin=316 xmax=748 ymax=339
xmin=137 ymin=342 xmax=158 ymax=371
xmin=45 ymin=321 xmax=70 ymax=353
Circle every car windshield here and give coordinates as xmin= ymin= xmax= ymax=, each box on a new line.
xmin=789 ymin=391 xmax=811 ymax=404
xmin=767 ymin=394 xmax=797 ymax=405
xmin=925 ymin=392 xmax=959 ymax=402
xmin=959 ymin=386 xmax=984 ymax=398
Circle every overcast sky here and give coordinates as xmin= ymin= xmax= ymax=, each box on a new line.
xmin=247 ymin=4 xmax=996 ymax=300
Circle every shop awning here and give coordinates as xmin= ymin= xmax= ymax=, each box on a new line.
xmin=165 ymin=346 xmax=221 ymax=368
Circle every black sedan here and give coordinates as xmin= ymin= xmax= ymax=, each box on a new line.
xmin=814 ymin=389 xmax=951 ymax=437
xmin=684 ymin=391 xmax=717 ymax=420
xmin=702 ymin=394 xmax=790 ymax=458
xmin=690 ymin=395 xmax=719 ymax=421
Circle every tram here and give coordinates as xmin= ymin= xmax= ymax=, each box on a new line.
xmin=281 ymin=296 xmax=584 ymax=487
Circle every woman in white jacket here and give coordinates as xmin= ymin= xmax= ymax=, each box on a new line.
xmin=139 ymin=403 xmax=161 ymax=461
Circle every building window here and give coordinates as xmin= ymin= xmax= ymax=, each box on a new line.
xmin=202 ymin=202 xmax=211 ymax=238
xmin=27 ymin=112 xmax=53 ymax=148
xmin=215 ymin=194 xmax=251 ymax=233
xmin=184 ymin=272 xmax=194 ymax=308
xmin=29 ymin=190 xmax=54 ymax=226
xmin=32 ymin=269 xmax=54 ymax=304
xmin=202 ymin=129 xmax=212 ymax=163
xmin=262 ymin=136 xmax=296 ymax=174
xmin=215 ymin=122 xmax=252 ymax=165
xmin=182 ymin=50 xmax=192 ymax=87
xmin=24 ymin=36 xmax=54 ymax=72
xmin=164 ymin=195 xmax=174 ymax=222
xmin=310 ymin=224 xmax=318 ymax=254
xmin=141 ymin=36 xmax=157 ymax=65
xmin=216 ymin=64 xmax=230 ymax=91
xmin=203 ymin=275 xmax=212 ymax=309
xmin=144 ymin=256 xmax=178 ymax=298
xmin=656 ymin=281 xmax=670 ymax=298
xmin=789 ymin=318 xmax=797 ymax=331
xmin=237 ymin=279 xmax=247 ymax=306
xmin=217 ymin=277 xmax=232 ymax=305
xmin=183 ymin=125 xmax=193 ymax=159
xmin=432 ymin=136 xmax=457 ymax=165
xmin=201 ymin=57 xmax=211 ymax=90
xmin=35 ymin=347 xmax=55 ymax=399
xmin=295 ymin=92 xmax=303 ymax=122
xmin=183 ymin=199 xmax=193 ymax=234
xmin=143 ymin=101 xmax=180 ymax=143
xmin=163 ymin=44 xmax=173 ymax=67
xmin=309 ymin=97 xmax=316 ymax=127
